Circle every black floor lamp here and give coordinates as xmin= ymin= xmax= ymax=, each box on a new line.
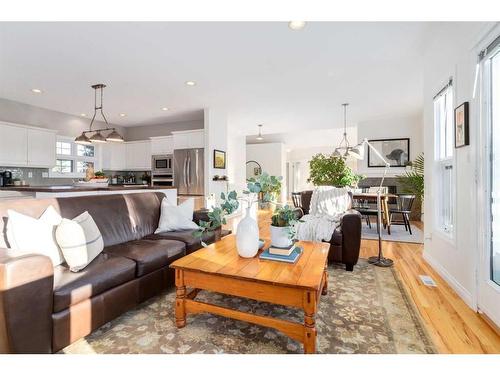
xmin=348 ymin=138 xmax=394 ymax=267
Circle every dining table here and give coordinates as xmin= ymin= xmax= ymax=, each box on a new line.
xmin=352 ymin=192 xmax=398 ymax=231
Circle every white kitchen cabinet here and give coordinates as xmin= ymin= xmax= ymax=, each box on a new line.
xmin=27 ymin=128 xmax=56 ymax=168
xmin=172 ymin=129 xmax=204 ymax=150
xmin=125 ymin=140 xmax=151 ymax=170
xmin=150 ymin=136 xmax=173 ymax=155
xmin=0 ymin=122 xmax=28 ymax=166
xmin=101 ymin=142 xmax=126 ymax=171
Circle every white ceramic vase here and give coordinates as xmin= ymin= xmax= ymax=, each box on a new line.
xmin=236 ymin=206 xmax=260 ymax=258
xmin=270 ymin=225 xmax=293 ymax=248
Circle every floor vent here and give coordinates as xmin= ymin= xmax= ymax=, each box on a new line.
xmin=419 ymin=275 xmax=437 ymax=287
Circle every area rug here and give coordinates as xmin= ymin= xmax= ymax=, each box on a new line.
xmin=62 ymin=259 xmax=435 ymax=354
xmin=361 ymin=222 xmax=424 ymax=244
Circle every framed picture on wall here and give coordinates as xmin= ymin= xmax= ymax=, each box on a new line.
xmin=213 ymin=149 xmax=226 ymax=169
xmin=455 ymin=102 xmax=469 ymax=148
xmin=367 ymin=138 xmax=410 ymax=167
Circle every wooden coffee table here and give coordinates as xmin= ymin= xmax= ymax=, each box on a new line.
xmin=170 ymin=235 xmax=329 ymax=354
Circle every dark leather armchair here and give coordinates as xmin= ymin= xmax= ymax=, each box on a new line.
xmin=293 ymin=190 xmax=362 ymax=271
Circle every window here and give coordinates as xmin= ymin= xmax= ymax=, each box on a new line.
xmin=50 ymin=136 xmax=97 ymax=177
xmin=56 ymin=141 xmax=72 ymax=155
xmin=433 ymin=83 xmax=455 ymax=235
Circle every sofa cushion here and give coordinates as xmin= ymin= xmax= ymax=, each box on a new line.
xmin=145 ymin=230 xmax=215 ymax=253
xmin=103 ymin=239 xmax=186 ymax=277
xmin=53 ymin=253 xmax=136 ymax=313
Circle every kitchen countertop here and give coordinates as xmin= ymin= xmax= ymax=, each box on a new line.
xmin=0 ymin=185 xmax=177 ymax=193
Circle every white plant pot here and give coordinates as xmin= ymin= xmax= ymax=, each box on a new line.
xmin=236 ymin=206 xmax=260 ymax=258
xmin=270 ymin=225 xmax=293 ymax=248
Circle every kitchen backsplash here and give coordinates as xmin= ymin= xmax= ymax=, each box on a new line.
xmin=0 ymin=167 xmax=150 ymax=186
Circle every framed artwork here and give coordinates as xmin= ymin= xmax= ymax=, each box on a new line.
xmin=455 ymin=102 xmax=469 ymax=148
xmin=368 ymin=138 xmax=410 ymax=167
xmin=213 ymin=149 xmax=226 ymax=169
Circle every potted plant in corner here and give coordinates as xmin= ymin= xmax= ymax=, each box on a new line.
xmin=396 ymin=153 xmax=424 ymax=221
xmin=308 ymin=153 xmax=363 ymax=187
xmin=270 ymin=205 xmax=301 ymax=248
xmin=246 ymin=172 xmax=283 ymax=209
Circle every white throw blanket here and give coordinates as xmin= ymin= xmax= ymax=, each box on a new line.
xmin=294 ymin=186 xmax=350 ymax=242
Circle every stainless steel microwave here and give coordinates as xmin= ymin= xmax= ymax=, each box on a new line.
xmin=151 ymin=154 xmax=173 ymax=174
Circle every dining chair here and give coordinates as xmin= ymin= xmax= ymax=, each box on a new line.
xmin=389 ymin=194 xmax=416 ymax=234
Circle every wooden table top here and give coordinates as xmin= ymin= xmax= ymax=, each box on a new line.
xmin=170 ymin=234 xmax=329 ymax=291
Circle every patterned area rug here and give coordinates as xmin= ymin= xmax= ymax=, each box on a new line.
xmin=63 ymin=259 xmax=435 ymax=354
xmin=361 ymin=222 xmax=424 ymax=244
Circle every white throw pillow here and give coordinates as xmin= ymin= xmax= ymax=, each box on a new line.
xmin=155 ymin=197 xmax=198 ymax=233
xmin=55 ymin=211 xmax=104 ymax=272
xmin=6 ymin=206 xmax=64 ymax=266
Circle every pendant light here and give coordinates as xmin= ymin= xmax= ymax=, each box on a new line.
xmin=75 ymin=84 xmax=124 ymax=144
xmin=256 ymin=124 xmax=264 ymax=141
xmin=334 ymin=103 xmax=354 ymax=157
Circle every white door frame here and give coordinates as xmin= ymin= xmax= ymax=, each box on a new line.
xmin=476 ymin=27 xmax=500 ymax=327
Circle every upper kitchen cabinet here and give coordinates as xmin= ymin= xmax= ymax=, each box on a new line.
xmin=101 ymin=142 xmax=126 ymax=171
xmin=0 ymin=122 xmax=57 ymax=168
xmin=125 ymin=140 xmax=151 ymax=170
xmin=172 ymin=129 xmax=204 ymax=150
xmin=27 ymin=128 xmax=57 ymax=168
xmin=150 ymin=136 xmax=173 ymax=155
xmin=0 ymin=122 xmax=28 ymax=166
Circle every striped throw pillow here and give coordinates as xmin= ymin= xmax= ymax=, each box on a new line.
xmin=55 ymin=211 xmax=104 ymax=272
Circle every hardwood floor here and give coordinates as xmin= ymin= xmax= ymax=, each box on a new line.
xmin=227 ymin=211 xmax=500 ymax=353
xmin=360 ymin=222 xmax=500 ymax=354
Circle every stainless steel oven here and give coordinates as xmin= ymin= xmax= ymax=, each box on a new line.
xmin=152 ymin=154 xmax=173 ymax=174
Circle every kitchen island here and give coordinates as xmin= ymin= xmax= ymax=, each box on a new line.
xmin=0 ymin=185 xmax=177 ymax=203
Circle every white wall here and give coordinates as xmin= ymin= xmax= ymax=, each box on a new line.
xmin=422 ymin=22 xmax=494 ymax=310
xmin=0 ymin=97 xmax=117 ymax=137
xmin=126 ymin=119 xmax=203 ymax=141
xmin=204 ymin=108 xmax=229 ymax=200
xmin=356 ymin=114 xmax=423 ymax=177
xmin=246 ymin=142 xmax=287 ymax=202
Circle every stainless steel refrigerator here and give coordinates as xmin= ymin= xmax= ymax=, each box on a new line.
xmin=174 ymin=148 xmax=205 ymax=196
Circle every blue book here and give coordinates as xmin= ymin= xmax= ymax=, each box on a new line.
xmin=259 ymin=246 xmax=303 ymax=264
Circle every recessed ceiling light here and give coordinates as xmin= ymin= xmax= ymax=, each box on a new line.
xmin=185 ymin=81 xmax=196 ymax=86
xmin=80 ymin=113 xmax=87 ymax=117
xmin=31 ymin=88 xmax=43 ymax=94
xmin=119 ymin=113 xmax=126 ymax=117
xmin=161 ymin=107 xmax=169 ymax=111
xmin=288 ymin=21 xmax=306 ymax=30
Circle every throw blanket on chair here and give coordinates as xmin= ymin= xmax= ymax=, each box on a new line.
xmin=294 ymin=186 xmax=351 ymax=242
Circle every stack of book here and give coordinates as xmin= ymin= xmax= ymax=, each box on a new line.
xmin=259 ymin=244 xmax=303 ymax=263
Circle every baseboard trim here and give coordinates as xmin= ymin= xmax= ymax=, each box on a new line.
xmin=422 ymin=251 xmax=476 ymax=310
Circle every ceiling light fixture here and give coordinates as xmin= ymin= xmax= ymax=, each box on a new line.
xmin=119 ymin=113 xmax=126 ymax=117
xmin=31 ymin=88 xmax=43 ymax=94
xmin=288 ymin=21 xmax=306 ymax=30
xmin=74 ymin=84 xmax=124 ymax=145
xmin=333 ymin=103 xmax=354 ymax=158
xmin=161 ymin=107 xmax=169 ymax=111
xmin=185 ymin=81 xmax=196 ymax=86
xmin=256 ymin=124 xmax=264 ymax=141
xmin=80 ymin=113 xmax=87 ymax=117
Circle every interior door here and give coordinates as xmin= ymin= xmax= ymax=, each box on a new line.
xmin=478 ymin=44 xmax=500 ymax=327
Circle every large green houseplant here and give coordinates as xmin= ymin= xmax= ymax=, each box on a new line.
xmin=308 ymin=153 xmax=363 ymax=187
xmin=396 ymin=153 xmax=424 ymax=220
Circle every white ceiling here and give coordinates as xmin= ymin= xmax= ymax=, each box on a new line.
xmin=0 ymin=22 xmax=431 ymax=133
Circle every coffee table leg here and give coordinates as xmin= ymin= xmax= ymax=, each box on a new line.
xmin=303 ymin=291 xmax=317 ymax=354
xmin=322 ymin=267 xmax=328 ymax=296
xmin=175 ymin=269 xmax=186 ymax=328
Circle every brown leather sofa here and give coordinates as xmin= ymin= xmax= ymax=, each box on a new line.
xmin=295 ymin=190 xmax=362 ymax=272
xmin=0 ymin=192 xmax=218 ymax=354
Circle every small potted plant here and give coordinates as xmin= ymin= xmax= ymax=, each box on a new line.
xmin=246 ymin=172 xmax=283 ymax=209
xmin=270 ymin=205 xmax=301 ymax=248
xmin=193 ymin=191 xmax=239 ymax=246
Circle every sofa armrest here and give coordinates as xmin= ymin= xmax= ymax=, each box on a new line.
xmin=0 ymin=248 xmax=54 ymax=353
xmin=339 ymin=210 xmax=362 ymax=270
xmin=192 ymin=209 xmax=210 ymax=225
